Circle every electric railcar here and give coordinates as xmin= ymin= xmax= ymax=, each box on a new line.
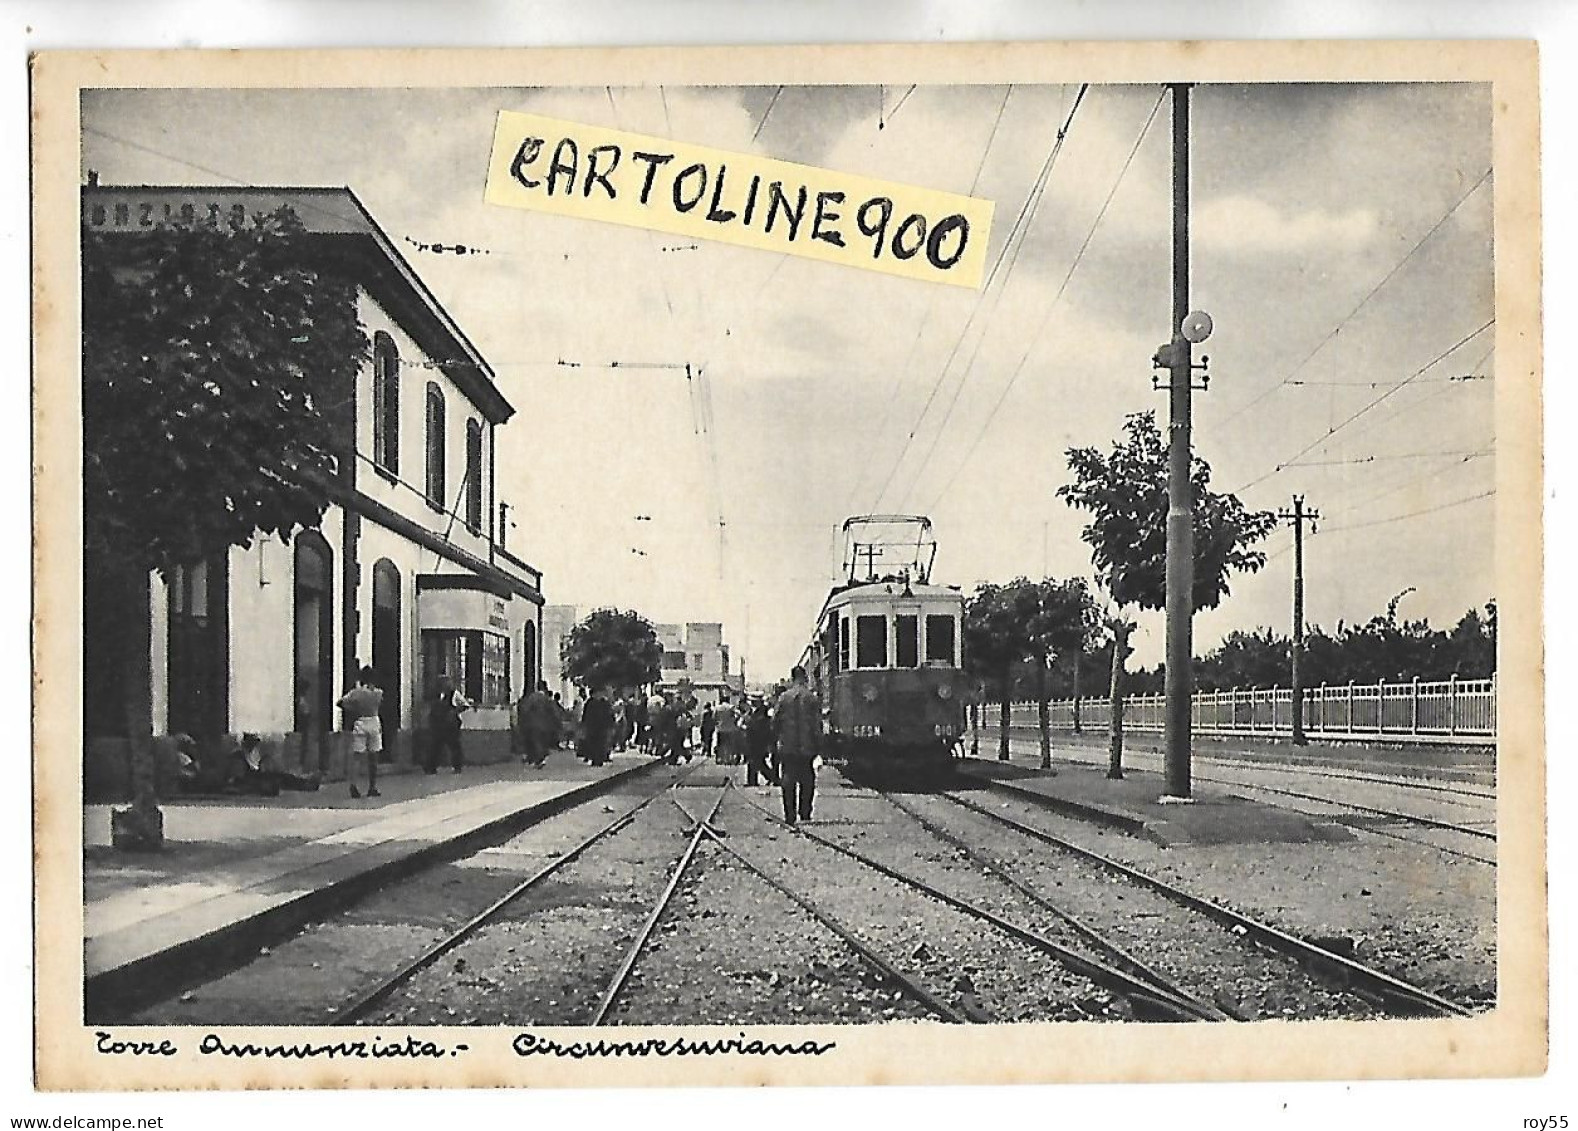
xmin=800 ymin=516 xmax=966 ymax=782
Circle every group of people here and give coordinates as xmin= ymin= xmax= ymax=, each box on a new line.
xmin=245 ymin=658 xmax=828 ymax=822
xmin=506 ymin=666 xmax=826 ymax=825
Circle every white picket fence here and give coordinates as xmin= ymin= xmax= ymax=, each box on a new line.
xmin=1003 ymin=675 xmax=1496 ymax=745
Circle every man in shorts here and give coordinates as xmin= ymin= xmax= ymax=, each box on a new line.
xmin=337 ymin=666 xmax=385 ymax=799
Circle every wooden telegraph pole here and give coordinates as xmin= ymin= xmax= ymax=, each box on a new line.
xmin=1278 ymin=495 xmax=1320 ymax=744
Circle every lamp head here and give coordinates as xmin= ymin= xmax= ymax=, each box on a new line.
xmin=1180 ymin=310 xmax=1214 ymax=344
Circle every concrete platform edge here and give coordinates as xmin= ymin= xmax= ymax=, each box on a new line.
xmin=957 ymin=758 xmax=1163 ymax=841
xmin=84 ymin=759 xmax=665 ymax=1023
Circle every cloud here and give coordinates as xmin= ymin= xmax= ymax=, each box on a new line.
xmin=1194 ymin=195 xmax=1378 ymax=256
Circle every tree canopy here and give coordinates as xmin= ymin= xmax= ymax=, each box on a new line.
xmin=83 ymin=206 xmax=367 ymax=575
xmin=964 ymin=577 xmax=1099 ymax=685
xmin=562 ymin=608 xmax=664 ymax=691
xmin=1057 ymin=411 xmax=1277 ymax=613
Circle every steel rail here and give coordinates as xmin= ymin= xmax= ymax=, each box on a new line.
xmin=728 ymin=789 xmax=1211 ymax=1022
xmin=587 ymin=785 xmax=729 ymax=1026
xmin=942 ymin=790 xmax=1475 ymax=1018
xmin=1192 ymin=759 xmax=1496 ymax=801
xmin=331 ymin=775 xmax=680 ymax=1025
xmin=672 ymin=791 xmax=983 ymax=1024
xmin=977 ymin=769 xmax=1493 ymax=845
xmin=877 ymin=790 xmax=1237 ymax=1021
xmin=1185 ymin=775 xmax=1496 ymax=840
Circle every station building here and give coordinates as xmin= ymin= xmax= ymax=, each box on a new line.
xmin=82 ymin=184 xmax=545 ymax=796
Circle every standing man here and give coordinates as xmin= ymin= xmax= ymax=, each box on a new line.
xmin=744 ymin=698 xmax=777 ymax=787
xmin=519 ymin=681 xmax=559 ymax=768
xmin=579 ymin=686 xmax=616 ymax=766
xmin=425 ymin=675 xmax=470 ymax=774
xmin=715 ymin=697 xmax=740 ymax=766
xmin=338 ymin=666 xmax=385 ymax=799
xmin=773 ymin=667 xmax=822 ymax=824
xmin=700 ymin=704 xmax=718 ymax=761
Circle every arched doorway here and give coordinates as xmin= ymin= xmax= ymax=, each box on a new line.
xmin=522 ymin=619 xmax=538 ymax=696
xmin=372 ymin=559 xmax=402 ymax=763
xmin=293 ymin=531 xmax=334 ymax=773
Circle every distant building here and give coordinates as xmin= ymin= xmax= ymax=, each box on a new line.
xmin=541 ymin=608 xmax=743 ymax=706
xmin=540 ymin=604 xmax=581 ymax=703
xmin=655 ymin=622 xmax=744 ymax=706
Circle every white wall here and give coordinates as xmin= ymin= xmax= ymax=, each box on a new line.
xmin=355 ymin=292 xmax=494 ymax=566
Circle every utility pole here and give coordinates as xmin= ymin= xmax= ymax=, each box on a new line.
xmin=1161 ymin=81 xmax=1198 ymax=801
xmin=1278 ymin=495 xmax=1320 ymax=745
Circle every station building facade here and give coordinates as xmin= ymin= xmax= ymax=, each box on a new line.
xmin=82 ymin=184 xmax=545 ymax=797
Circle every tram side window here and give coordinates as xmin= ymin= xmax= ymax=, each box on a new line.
xmin=838 ymin=615 xmax=850 ymax=670
xmin=895 ymin=615 xmax=920 ymax=668
xmin=855 ymin=615 xmax=887 ymax=669
xmin=926 ymin=615 xmax=956 ymax=666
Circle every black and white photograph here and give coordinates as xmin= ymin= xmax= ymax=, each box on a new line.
xmin=30 ymin=38 xmax=1543 ymax=1094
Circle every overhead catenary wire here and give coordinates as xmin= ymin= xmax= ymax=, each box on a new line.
xmin=923 ymin=87 xmax=1168 ymax=514
xmin=841 ymin=84 xmax=1016 ymax=513
xmin=1230 ymin=318 xmax=1495 ymax=495
xmin=1279 ymin=448 xmax=1492 ymax=470
xmin=1207 ymin=168 xmax=1493 ymax=434
xmin=1317 ymin=488 xmax=1496 ymax=537
xmin=885 ymin=88 xmax=1095 ymax=513
xmin=751 ymin=85 xmax=784 ymax=144
xmin=866 ymin=84 xmax=1091 ymax=513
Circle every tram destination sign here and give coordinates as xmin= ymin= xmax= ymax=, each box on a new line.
xmin=485 ymin=110 xmax=995 ymax=289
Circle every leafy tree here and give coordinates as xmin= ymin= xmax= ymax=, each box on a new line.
xmin=964 ymin=577 xmax=1098 ymax=767
xmin=1022 ymin=577 xmax=1100 ymax=769
xmin=1058 ymin=411 xmax=1276 ymax=777
xmin=83 ymin=206 xmax=366 ymax=842
xmin=84 ymin=208 xmax=365 ymax=573
xmin=562 ymin=608 xmax=663 ymax=692
xmin=963 ymin=582 xmax=1028 ymax=761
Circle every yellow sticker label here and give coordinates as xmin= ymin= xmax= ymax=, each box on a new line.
xmin=484 ymin=110 xmax=994 ymax=289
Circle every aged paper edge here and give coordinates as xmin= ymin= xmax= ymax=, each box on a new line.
xmin=30 ymin=39 xmax=1545 ymax=1090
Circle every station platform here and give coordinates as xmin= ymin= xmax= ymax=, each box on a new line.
xmin=83 ymin=751 xmax=664 ymax=1018
xmin=954 ymin=755 xmax=1355 ymax=846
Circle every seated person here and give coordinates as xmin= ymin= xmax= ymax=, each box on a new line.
xmin=227 ymin=734 xmax=320 ymax=795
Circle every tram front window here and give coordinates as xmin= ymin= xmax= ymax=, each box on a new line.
xmin=926 ymin=614 xmax=956 ymax=666
xmin=896 ymin=615 xmax=920 ymax=668
xmin=856 ymin=615 xmax=887 ymax=669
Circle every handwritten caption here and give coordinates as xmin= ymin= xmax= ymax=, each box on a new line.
xmin=485 ymin=110 xmax=994 ymax=289
xmin=93 ymin=1029 xmax=835 ymax=1063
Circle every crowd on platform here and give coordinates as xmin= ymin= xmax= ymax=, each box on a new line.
xmin=160 ymin=662 xmax=827 ymax=825
xmin=509 ymin=666 xmax=825 ymax=824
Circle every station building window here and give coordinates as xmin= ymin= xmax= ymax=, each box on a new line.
xmin=464 ymin=419 xmax=483 ymax=532
xmin=855 ymin=614 xmax=887 ymax=669
xmin=372 ymin=332 xmax=400 ymax=474
xmin=662 ymin=650 xmax=687 ymax=670
xmin=425 ymin=382 xmax=446 ymax=508
xmin=422 ymin=628 xmax=511 ymax=708
xmin=926 ymin=614 xmax=956 ymax=666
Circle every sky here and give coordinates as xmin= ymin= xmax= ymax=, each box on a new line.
xmin=81 ymin=80 xmax=1496 ymax=681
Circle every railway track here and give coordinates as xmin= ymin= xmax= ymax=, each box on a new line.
xmin=976 ymin=759 xmax=1496 ymax=866
xmin=727 ymin=785 xmax=1228 ymax=1022
xmin=337 ymin=774 xmax=986 ymax=1026
xmin=939 ymin=788 xmax=1473 ymax=1019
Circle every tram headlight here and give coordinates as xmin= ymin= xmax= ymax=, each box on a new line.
xmin=936 ymin=684 xmax=954 ymax=700
xmin=861 ymin=685 xmax=880 ymax=702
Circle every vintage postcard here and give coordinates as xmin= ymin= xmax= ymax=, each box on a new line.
xmin=31 ymin=40 xmax=1543 ymax=1090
